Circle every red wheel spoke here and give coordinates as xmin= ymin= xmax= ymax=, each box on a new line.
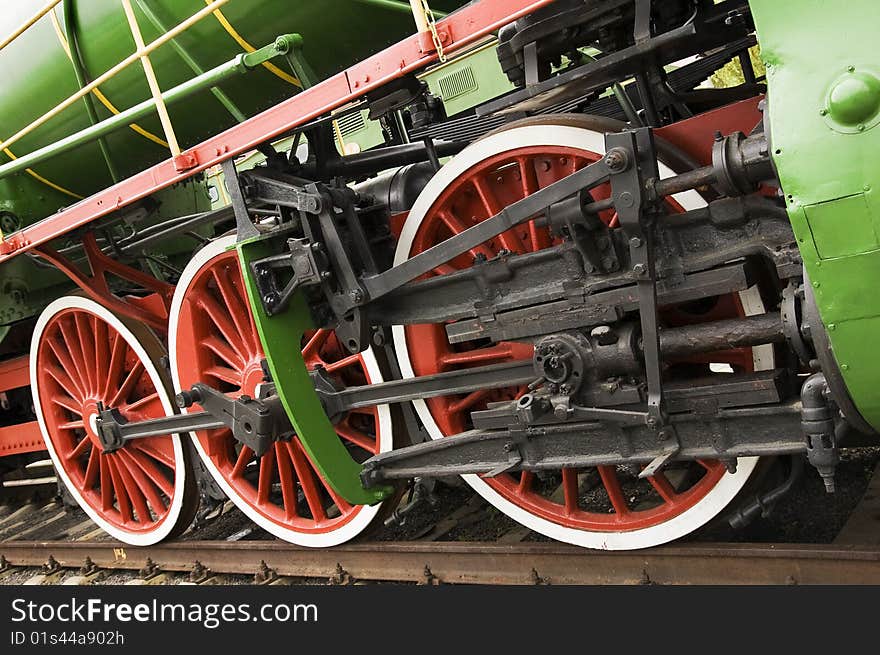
xmin=286 ymin=441 xmax=326 ymax=521
xmin=275 ymin=442 xmax=298 ymax=519
xmin=47 ymin=339 xmax=85 ymax=399
xmin=325 ymin=482 xmax=353 ymax=515
xmin=517 ymin=471 xmax=534 ymax=494
xmin=431 ymin=263 xmax=458 ymax=277
xmin=124 ymin=448 xmax=174 ymax=497
xmin=197 ymin=293 xmax=246 ymax=362
xmin=231 ymin=446 xmax=254 ymax=478
xmin=106 ymin=457 xmax=134 ymax=523
xmin=205 ymin=365 xmax=242 ymax=386
xmin=324 ymin=353 xmax=361 ymax=373
xmin=113 ymin=454 xmax=152 ymax=523
xmin=256 ymin=446 xmax=277 ymax=505
xmin=44 ymin=363 xmax=84 ymax=402
xmin=117 ymin=449 xmax=166 ymax=515
xmin=301 ymin=330 xmax=330 ymax=359
xmin=203 ymin=335 xmax=245 ymax=371
xmin=648 ymin=471 xmax=678 ymax=503
xmin=472 ymin=176 xmax=526 ymax=253
xmin=94 ymin=314 xmax=110 ymax=381
xmin=516 ymin=157 xmax=552 ymax=250
xmin=74 ymin=313 xmax=97 ymax=394
xmin=103 ymin=332 xmax=127 ymax=401
xmin=211 ymin=268 xmax=258 ymax=355
xmin=448 ymin=389 xmax=490 ymax=414
xmin=562 ymin=468 xmax=580 ymax=515
xmin=597 ymin=466 xmax=630 ymax=515
xmin=437 ymin=210 xmax=496 ymax=261
xmin=438 ymin=343 xmax=517 ymax=368
xmin=60 ymin=419 xmax=85 ymax=432
xmin=51 ymin=395 xmax=82 ymax=416
xmin=124 ymin=392 xmax=161 ymax=416
xmin=517 ymin=157 xmax=539 ymax=195
xmin=68 ymin=436 xmax=90 ymax=460
xmin=58 ymin=319 xmax=90 ymax=395
xmin=109 ymin=361 xmax=145 ymax=408
xmin=83 ymin=448 xmax=100 ymax=489
xmin=99 ymin=456 xmax=113 ymax=509
xmin=132 ymin=439 xmax=175 ymax=469
xmin=335 ymin=422 xmax=376 ymax=452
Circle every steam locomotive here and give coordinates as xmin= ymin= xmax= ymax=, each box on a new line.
xmin=0 ymin=0 xmax=875 ymax=550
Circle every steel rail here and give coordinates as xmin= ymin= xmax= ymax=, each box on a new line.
xmin=2 ymin=541 xmax=880 ymax=585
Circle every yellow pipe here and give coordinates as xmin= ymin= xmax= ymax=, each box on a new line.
xmin=0 ymin=0 xmax=230 ymax=154
xmin=203 ymin=1 xmax=301 ymax=87
xmin=409 ymin=0 xmax=431 ymax=33
xmin=119 ymin=0 xmax=181 ymax=157
xmin=48 ymin=9 xmax=168 ymax=148
xmin=0 ymin=0 xmax=64 ymax=52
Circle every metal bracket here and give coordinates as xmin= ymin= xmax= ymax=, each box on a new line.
xmin=606 ymin=130 xmax=668 ymax=429
xmin=94 ymin=383 xmax=291 ymax=458
xmin=223 ymin=158 xmax=260 ymax=242
xmin=251 ymin=238 xmax=328 ymax=316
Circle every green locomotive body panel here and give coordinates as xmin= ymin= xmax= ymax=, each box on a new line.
xmin=0 ymin=0 xmax=463 ymax=225
xmin=752 ymin=0 xmax=880 ymax=430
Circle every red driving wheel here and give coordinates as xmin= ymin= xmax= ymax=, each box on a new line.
xmin=169 ymin=236 xmax=392 ymax=547
xmin=393 ymin=116 xmax=769 ymax=549
xmin=31 ymin=297 xmax=195 ymax=545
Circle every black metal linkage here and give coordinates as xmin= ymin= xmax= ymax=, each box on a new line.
xmin=358 ymin=157 xmax=612 ymax=303
xmin=606 ymin=129 xmax=665 ymax=426
xmin=223 ymin=158 xmax=261 ymax=242
xmin=317 ymin=360 xmax=536 ymax=418
xmin=361 ymin=402 xmax=804 ymax=486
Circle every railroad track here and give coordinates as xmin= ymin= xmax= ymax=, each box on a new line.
xmin=2 ymin=460 xmax=878 ymax=585
xmin=2 ymin=540 xmax=880 ymax=585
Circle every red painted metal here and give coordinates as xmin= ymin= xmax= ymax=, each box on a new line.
xmin=655 ymin=96 xmax=764 ymax=166
xmin=0 ymin=0 xmax=554 ymax=264
xmin=0 ymin=355 xmax=29 ymax=392
xmin=0 ymin=422 xmax=44 ymax=456
xmin=173 ymin=247 xmax=384 ymax=536
xmin=0 ymin=357 xmax=46 ymax=455
xmin=32 ymin=232 xmax=172 ymax=333
xmin=34 ymin=305 xmax=181 ymax=535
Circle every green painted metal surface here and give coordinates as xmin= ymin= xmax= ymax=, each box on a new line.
xmin=0 ymin=37 xmax=294 ymax=183
xmin=236 ymin=236 xmax=393 ymax=506
xmin=422 ymin=40 xmax=515 ymax=117
xmin=751 ymin=0 xmax=880 ymax=429
xmin=0 ymin=0 xmax=465 ymax=225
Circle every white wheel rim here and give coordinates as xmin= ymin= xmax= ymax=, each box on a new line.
xmin=168 ymin=235 xmax=393 ymax=548
xmin=391 ymin=123 xmax=766 ymax=550
xmin=30 ymin=296 xmax=188 ymax=546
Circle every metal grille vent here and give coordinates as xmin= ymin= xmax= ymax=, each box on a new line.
xmin=438 ymin=66 xmax=478 ymax=101
xmin=336 ymin=111 xmax=367 ymax=136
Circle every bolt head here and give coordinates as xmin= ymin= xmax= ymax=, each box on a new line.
xmin=618 ymin=191 xmax=634 ymax=208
